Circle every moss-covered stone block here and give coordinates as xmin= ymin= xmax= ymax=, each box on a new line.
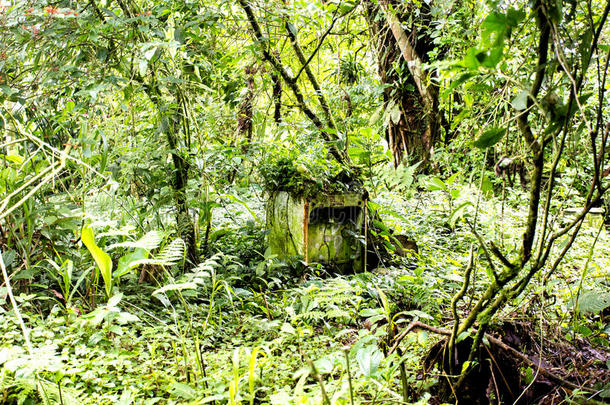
xmin=266 ymin=191 xmax=366 ymax=273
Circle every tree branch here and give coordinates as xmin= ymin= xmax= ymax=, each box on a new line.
xmin=238 ymin=0 xmax=348 ymax=166
xmin=285 ymin=22 xmax=337 ymax=131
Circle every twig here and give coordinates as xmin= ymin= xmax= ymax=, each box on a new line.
xmin=343 ymin=349 xmax=355 ymax=405
xmin=293 ymin=5 xmax=345 ymax=81
xmin=488 ymin=332 xmax=594 ymax=393
xmin=286 ymin=22 xmax=336 ymax=131
xmin=0 ymin=250 xmax=33 ymax=353
xmin=305 ymin=355 xmax=331 ymax=405
xmin=388 ymin=321 xmax=450 ymax=355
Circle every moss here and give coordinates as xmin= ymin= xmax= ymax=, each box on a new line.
xmin=259 ymin=157 xmax=364 ymax=199
xmin=266 ymin=191 xmax=366 ymax=273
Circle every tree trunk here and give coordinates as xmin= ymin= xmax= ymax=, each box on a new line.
xmin=160 ymin=108 xmax=199 ymax=268
xmin=237 ymin=64 xmax=256 ymax=147
xmin=365 ymin=0 xmax=441 ymax=169
xmin=110 ymin=0 xmax=199 ymax=269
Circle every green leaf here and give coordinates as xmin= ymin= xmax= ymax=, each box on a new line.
xmin=338 ymin=0 xmax=358 ymax=13
xmin=480 ymin=47 xmax=504 ymax=68
xmin=580 ymin=28 xmax=593 ymax=70
xmin=473 ymin=127 xmax=506 ymax=148
xmin=99 ymin=131 xmax=108 ymax=173
xmin=221 ymin=193 xmax=258 ymax=222
xmin=280 ymin=322 xmax=296 ymax=335
xmin=108 ymin=231 xmax=163 ymax=250
xmin=248 ymin=347 xmax=261 ymax=398
xmin=106 ymin=293 xmax=122 ymax=308
xmin=314 ymin=357 xmax=333 ymax=374
xmin=174 ymin=27 xmax=186 ymax=44
xmin=153 ymin=282 xmax=198 ymax=296
xmin=376 ymin=287 xmax=390 ymax=318
xmin=506 ymin=8 xmax=526 ymax=28
xmin=456 ymin=331 xmax=470 ymax=343
xmin=168 ymin=382 xmax=196 ymax=400
xmin=115 ymin=248 xmax=149 ymax=277
xmin=601 ymin=382 xmax=610 ymax=398
xmin=445 ymin=172 xmax=460 ymax=186
xmin=422 ymin=176 xmax=447 ymax=191
xmin=461 ymin=360 xmax=475 ymax=374
xmin=108 ymin=325 xmax=123 ymax=335
xmin=116 ymin=311 xmax=139 ymax=324
xmin=138 ymin=59 xmax=148 ymax=76
xmin=599 ymin=44 xmax=610 ymax=53
xmin=547 ymin=0 xmax=562 ymax=23
xmin=286 ymin=22 xmax=298 ymax=36
xmin=0 ymin=85 xmax=19 ymax=99
xmin=480 ymin=13 xmax=507 ymax=48
xmin=461 ymin=47 xmax=480 ymax=70
xmin=480 ymin=175 xmax=494 ymax=197
xmin=511 ymin=90 xmax=529 ymax=111
xmin=577 ymin=291 xmax=610 ymax=314
xmin=359 ymin=308 xmax=382 ymax=318
xmin=2 ymin=154 xmax=24 ymax=164
xmin=143 ymin=46 xmax=157 ymax=61
xmin=364 ymin=314 xmax=386 ymax=324
xmin=81 ymin=226 xmax=113 ymax=297
xmin=356 ymin=344 xmax=383 ymax=377
xmin=125 ymin=238 xmax=185 ymax=269
xmin=443 ymin=72 xmax=476 ymax=98
xmin=449 ymin=201 xmax=473 ymax=229
xmin=524 ymin=366 xmax=534 ymax=384
xmin=389 ymin=103 xmax=401 ymax=124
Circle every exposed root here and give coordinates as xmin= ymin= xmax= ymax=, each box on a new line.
xmin=390 ymin=320 xmax=607 ymax=403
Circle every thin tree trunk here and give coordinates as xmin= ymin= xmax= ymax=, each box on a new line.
xmin=160 ymin=107 xmax=199 ymax=268
xmin=238 ymin=65 xmax=256 ymax=149
xmin=228 ymin=64 xmax=257 ymax=183
xmin=272 ymin=71 xmax=282 ymax=124
xmin=285 ymin=22 xmax=337 ymax=131
xmin=112 ymin=0 xmax=199 ymax=268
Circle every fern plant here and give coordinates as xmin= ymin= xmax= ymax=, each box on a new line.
xmin=293 ymin=278 xmax=364 ymax=325
xmin=81 ymin=223 xmax=186 ymax=301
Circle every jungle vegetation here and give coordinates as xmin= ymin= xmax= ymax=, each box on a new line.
xmin=1 ymin=0 xmax=610 ymax=403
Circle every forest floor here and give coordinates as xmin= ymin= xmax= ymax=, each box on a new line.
xmin=1 ymin=188 xmax=609 ymax=404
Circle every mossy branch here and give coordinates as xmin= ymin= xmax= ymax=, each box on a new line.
xmin=447 ymin=246 xmax=474 ymax=373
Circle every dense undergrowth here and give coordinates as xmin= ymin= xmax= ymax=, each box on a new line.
xmin=3 ymin=0 xmax=610 ymax=402
xmin=1 ymin=186 xmax=609 ymax=404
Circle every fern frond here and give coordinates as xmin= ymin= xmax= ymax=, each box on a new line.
xmin=107 ymin=231 xmax=163 ymax=251
xmin=38 ymin=378 xmax=84 ymax=405
xmin=297 ymin=310 xmax=326 ymax=321
xmin=326 ymin=308 xmax=350 ymax=319
xmin=98 ymin=225 xmax=137 ymax=239
xmin=127 ymin=238 xmax=185 ymax=268
xmin=154 ymin=238 xmax=185 ymax=265
xmin=578 ymin=290 xmax=610 ymax=314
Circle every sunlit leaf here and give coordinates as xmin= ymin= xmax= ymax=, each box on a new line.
xmin=356 ymin=344 xmax=383 ymax=377
xmin=511 ymin=90 xmax=529 ymax=111
xmin=473 ymin=127 xmax=506 ymax=148
xmin=578 ymin=291 xmax=610 ymax=314
xmin=81 ymin=226 xmax=113 ymax=297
